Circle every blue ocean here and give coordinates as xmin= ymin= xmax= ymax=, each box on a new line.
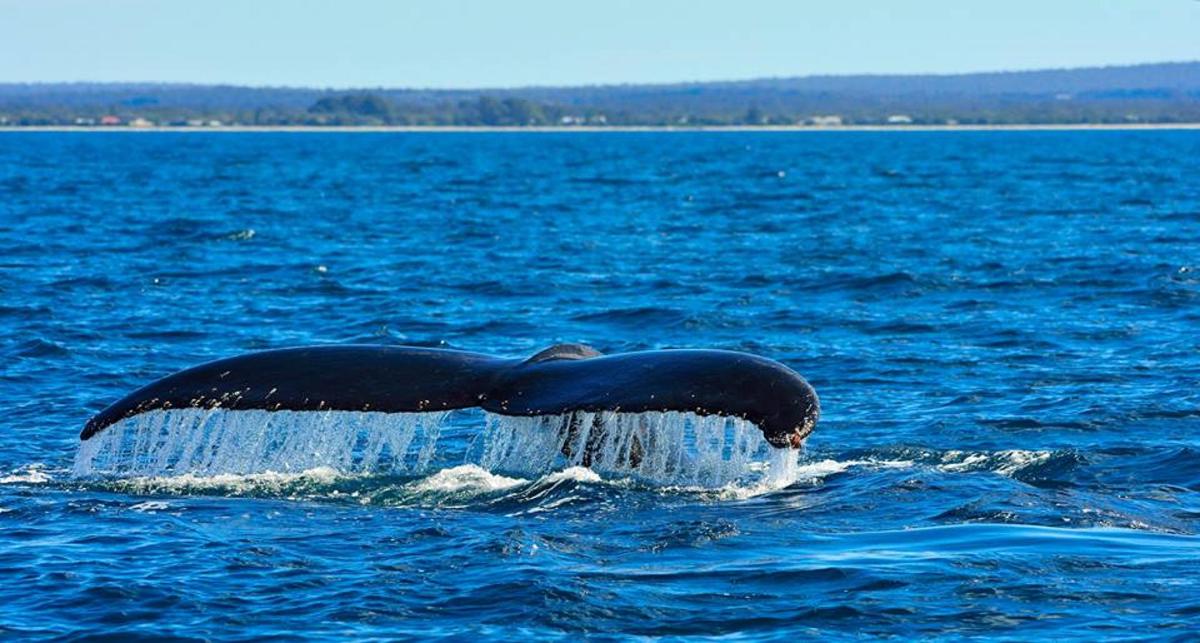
xmin=2 ymin=131 xmax=1199 ymax=639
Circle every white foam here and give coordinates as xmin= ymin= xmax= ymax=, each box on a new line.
xmin=540 ymin=466 xmax=603 ymax=485
xmin=0 ymin=463 xmax=52 ymax=484
xmin=937 ymin=449 xmax=1052 ymax=476
xmin=410 ymin=464 xmax=526 ymax=493
xmin=104 ymin=466 xmax=347 ymax=495
xmin=129 ymin=501 xmax=171 ymax=512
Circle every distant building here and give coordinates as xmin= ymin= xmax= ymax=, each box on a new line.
xmin=807 ymin=115 xmax=843 ymax=126
xmin=128 ymin=117 xmax=154 ymax=128
xmin=99 ymin=115 xmax=121 ymax=126
xmin=74 ymin=117 xmax=96 ymax=126
xmin=206 ymin=120 xmax=223 ymax=127
xmin=886 ymin=114 xmax=914 ymax=125
xmin=562 ymin=114 xmax=608 ymax=126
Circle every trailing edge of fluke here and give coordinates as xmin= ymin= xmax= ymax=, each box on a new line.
xmin=81 ymin=344 xmax=820 ymax=448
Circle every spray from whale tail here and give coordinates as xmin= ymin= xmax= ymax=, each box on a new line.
xmin=75 ymin=344 xmax=819 ymax=486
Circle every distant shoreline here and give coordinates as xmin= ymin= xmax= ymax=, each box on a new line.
xmin=3 ymin=123 xmax=1200 ymax=133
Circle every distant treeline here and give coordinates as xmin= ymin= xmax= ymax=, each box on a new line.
xmin=307 ymin=94 xmax=608 ymax=126
xmin=2 ymin=61 xmax=1199 ymax=127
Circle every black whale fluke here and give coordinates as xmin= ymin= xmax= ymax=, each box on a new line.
xmin=81 ymin=344 xmax=820 ymax=448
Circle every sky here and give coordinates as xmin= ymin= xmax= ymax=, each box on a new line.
xmin=2 ymin=0 xmax=1198 ymax=88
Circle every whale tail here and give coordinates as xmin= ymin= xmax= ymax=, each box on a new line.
xmin=81 ymin=344 xmax=819 ymax=453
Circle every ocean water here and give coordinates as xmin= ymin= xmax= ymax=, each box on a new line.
xmin=1 ymin=131 xmax=1199 ymax=639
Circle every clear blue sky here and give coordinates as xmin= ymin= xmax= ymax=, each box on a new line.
xmin=2 ymin=0 xmax=1197 ymax=88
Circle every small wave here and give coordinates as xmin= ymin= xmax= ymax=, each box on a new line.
xmin=539 ymin=466 xmax=603 ymax=485
xmin=0 ymin=463 xmax=53 ymax=484
xmin=128 ymin=501 xmax=171 ymax=513
xmin=835 ymin=446 xmax=1078 ymax=481
xmin=409 ymin=465 xmax=526 ymax=494
xmin=8 ymin=339 xmax=70 ymax=359
xmin=713 ymin=456 xmax=917 ymax=500
xmin=806 ymin=457 xmax=915 ymax=477
xmin=398 ymin=465 xmax=610 ymax=511
xmin=99 ymin=466 xmax=348 ymax=496
xmin=220 ymin=228 xmax=256 ymax=241
xmin=937 ymin=449 xmax=1053 ymax=476
xmin=95 ymin=464 xmax=609 ymax=508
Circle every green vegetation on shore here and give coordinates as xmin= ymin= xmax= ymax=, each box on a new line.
xmin=2 ymin=62 xmax=1198 ymax=127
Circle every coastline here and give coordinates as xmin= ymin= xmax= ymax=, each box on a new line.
xmin=3 ymin=123 xmax=1200 ymax=133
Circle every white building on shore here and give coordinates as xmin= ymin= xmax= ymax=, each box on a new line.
xmin=807 ymin=115 xmax=843 ymax=126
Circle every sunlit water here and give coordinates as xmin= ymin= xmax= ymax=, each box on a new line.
xmin=2 ymin=131 xmax=1199 ymax=639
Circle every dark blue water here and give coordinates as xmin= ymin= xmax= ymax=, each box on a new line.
xmin=2 ymin=131 xmax=1199 ymax=639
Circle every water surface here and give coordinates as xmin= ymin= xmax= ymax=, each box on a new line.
xmin=2 ymin=131 xmax=1199 ymax=639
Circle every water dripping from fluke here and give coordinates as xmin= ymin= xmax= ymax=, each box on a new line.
xmin=73 ymin=409 xmax=448 ymax=479
xmin=479 ymin=410 xmax=798 ymax=488
xmin=72 ymin=408 xmax=799 ymax=489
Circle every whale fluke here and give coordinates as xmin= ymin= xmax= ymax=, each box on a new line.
xmin=81 ymin=345 xmax=819 ymax=448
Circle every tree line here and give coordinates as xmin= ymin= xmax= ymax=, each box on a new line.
xmin=6 ymin=89 xmax=1199 ymax=127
